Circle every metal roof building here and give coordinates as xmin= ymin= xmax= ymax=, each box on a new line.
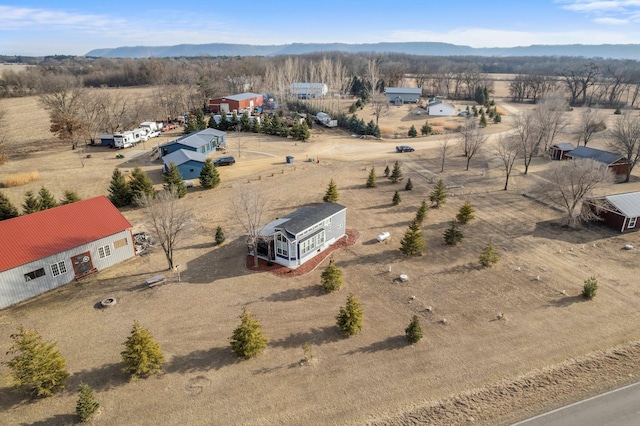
xmin=583 ymin=191 xmax=640 ymax=233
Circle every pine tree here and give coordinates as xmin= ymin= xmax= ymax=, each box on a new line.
xmin=129 ymin=167 xmax=155 ymax=204
xmin=421 ymin=121 xmax=432 ymax=136
xmin=366 ymin=167 xmax=377 ymax=188
xmin=429 ymin=179 xmax=447 ymax=208
xmin=321 ymin=260 xmax=343 ymax=292
xmin=195 ymin=109 xmax=207 ymax=130
xmin=108 ymin=168 xmax=132 ymax=207
xmin=215 ymin=226 xmax=226 ymax=245
xmin=400 ymin=221 xmax=425 ymax=256
xmin=163 ymin=162 xmax=187 ymax=198
xmin=493 ymin=113 xmax=502 ymax=124
xmin=37 ymin=186 xmax=57 ymax=210
xmin=415 ymin=200 xmax=428 ymax=226
xmin=199 ymin=158 xmax=221 ymax=189
xmin=121 ymin=321 xmax=164 ymax=380
xmin=405 ymin=315 xmax=423 ymax=344
xmin=443 ymin=221 xmax=464 ymax=246
xmin=392 ymin=191 xmax=401 ymax=205
xmin=405 ymin=177 xmax=413 ymax=191
xmin=5 ymin=326 xmax=70 ymax=397
xmin=456 ymin=201 xmax=475 ymax=224
xmin=323 ymin=178 xmax=339 ymax=202
xmin=408 ymin=125 xmax=418 ymax=137
xmin=336 ymin=293 xmax=363 ymax=336
xmin=230 ymin=307 xmax=268 ymax=358
xmin=59 ymin=189 xmax=81 ymax=205
xmin=384 ymin=165 xmax=390 ymax=177
xmin=479 ymin=243 xmax=500 ymax=267
xmin=0 ymin=191 xmax=19 ymax=220
xmin=582 ymin=276 xmax=598 ymax=299
xmin=480 ymin=110 xmax=488 ymax=128
xmin=76 ymin=383 xmax=100 ymax=422
xmin=389 ymin=161 xmax=403 ymax=183
xmin=22 ymin=190 xmax=40 ymax=214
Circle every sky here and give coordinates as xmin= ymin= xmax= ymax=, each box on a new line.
xmin=1 ymin=0 xmax=640 ymax=56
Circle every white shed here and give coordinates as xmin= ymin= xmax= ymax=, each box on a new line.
xmin=427 ymin=100 xmax=456 ymax=116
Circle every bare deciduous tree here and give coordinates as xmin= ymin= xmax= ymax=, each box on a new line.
xmin=232 ymin=188 xmax=270 ymax=267
xmin=457 ymin=120 xmax=487 ymax=170
xmin=0 ymin=108 xmax=7 ymax=165
xmin=438 ymin=136 xmax=453 ymax=173
xmin=513 ymin=111 xmax=544 ymax=175
xmin=535 ymin=93 xmax=568 ymax=152
xmin=39 ymin=77 xmax=86 ymax=148
xmin=607 ymin=112 xmax=640 ymax=182
xmin=495 ymin=134 xmax=523 ymax=190
xmin=370 ymin=92 xmax=389 ymax=125
xmin=577 ymin=108 xmax=606 ymax=147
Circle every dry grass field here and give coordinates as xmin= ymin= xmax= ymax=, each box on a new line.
xmin=2 ymin=87 xmax=640 ymax=425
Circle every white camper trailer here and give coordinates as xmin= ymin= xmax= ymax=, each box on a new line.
xmin=113 ymin=128 xmax=147 ymax=149
xmin=315 ymin=112 xmax=338 ymax=127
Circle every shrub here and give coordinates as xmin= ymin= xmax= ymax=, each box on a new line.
xmin=1 ymin=171 xmax=39 ymax=188
xmin=614 ymin=108 xmax=622 ymax=115
xmin=479 ymin=243 xmax=500 ymax=267
xmin=321 ymin=261 xmax=343 ymax=292
xmin=582 ymin=276 xmax=598 ymax=299
xmin=230 ymin=307 xmax=268 ymax=358
xmin=405 ymin=315 xmax=423 ymax=344
xmin=76 ymin=383 xmax=100 ymax=422
xmin=336 ymin=293 xmax=364 ymax=336
xmin=121 ymin=321 xmax=164 ymax=380
xmin=215 ymin=226 xmax=225 ymax=245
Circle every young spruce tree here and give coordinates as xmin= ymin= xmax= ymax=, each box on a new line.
xmin=389 ymin=161 xmax=403 ymax=183
xmin=384 ymin=165 xmax=390 ymax=177
xmin=456 ymin=201 xmax=475 ymax=224
xmin=121 ymin=321 xmax=164 ymax=381
xmin=479 ymin=243 xmax=500 ymax=268
xmin=59 ymin=189 xmax=81 ymax=205
xmin=443 ymin=221 xmax=464 ymax=246
xmin=230 ymin=307 xmax=268 ymax=358
xmin=336 ymin=293 xmax=364 ymax=336
xmin=37 ymin=186 xmax=57 ymax=210
xmin=405 ymin=315 xmax=423 ymax=344
xmin=405 ymin=177 xmax=413 ymax=191
xmin=108 ymin=168 xmax=132 ymax=207
xmin=321 ymin=260 xmax=343 ymax=292
xmin=400 ymin=221 xmax=425 ymax=256
xmin=129 ymin=167 xmax=155 ymax=203
xmin=366 ymin=167 xmax=377 ymax=188
xmin=0 ymin=191 xmax=19 ymax=220
xmin=199 ymin=158 xmax=221 ymax=189
xmin=415 ymin=200 xmax=428 ymax=227
xmin=215 ymin=226 xmax=226 ymax=245
xmin=76 ymin=383 xmax=100 ymax=422
xmin=392 ymin=191 xmax=401 ymax=206
xmin=408 ymin=125 xmax=418 ymax=138
xmin=582 ymin=276 xmax=598 ymax=299
xmin=22 ymin=190 xmax=40 ymax=214
xmin=429 ymin=179 xmax=447 ymax=208
xmin=163 ymin=162 xmax=187 ymax=198
xmin=323 ymin=178 xmax=339 ymax=202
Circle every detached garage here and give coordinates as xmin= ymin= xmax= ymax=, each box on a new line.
xmin=583 ymin=192 xmax=640 ymax=233
xmin=208 ymin=92 xmax=263 ymax=113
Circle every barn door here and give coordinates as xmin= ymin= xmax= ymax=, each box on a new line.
xmin=71 ymin=251 xmax=94 ymax=277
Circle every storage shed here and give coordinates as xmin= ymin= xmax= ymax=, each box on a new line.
xmin=160 ymin=128 xmax=226 ymax=158
xmin=565 ymin=146 xmax=629 ymax=182
xmin=290 ymin=83 xmax=328 ymax=98
xmin=208 ymin=92 xmax=263 ymax=113
xmin=426 ymin=98 xmax=456 ymax=116
xmin=549 ymin=142 xmax=575 ymax=160
xmin=385 ymin=87 xmax=422 ymax=104
xmin=582 ymin=191 xmax=640 ymax=233
xmin=0 ymin=196 xmax=136 ymax=310
xmin=162 ymin=150 xmax=207 ymax=180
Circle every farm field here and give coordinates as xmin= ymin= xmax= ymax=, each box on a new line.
xmin=2 ymin=88 xmax=640 ymax=425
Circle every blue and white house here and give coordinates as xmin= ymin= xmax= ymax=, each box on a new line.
xmin=162 ymin=149 xmax=207 ymax=180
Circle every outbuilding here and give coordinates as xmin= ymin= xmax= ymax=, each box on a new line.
xmin=426 ymin=99 xmax=456 ymax=116
xmin=549 ymin=142 xmax=576 ymax=160
xmin=0 ymin=196 xmax=136 ymax=310
xmin=160 ymin=128 xmax=226 ymax=158
xmin=290 ymin=83 xmax=328 ymax=98
xmin=565 ymin=146 xmax=629 ymax=182
xmin=385 ymin=87 xmax=422 ymax=104
xmin=162 ymin=149 xmax=207 ymax=180
xmin=582 ymin=191 xmax=640 ymax=233
xmin=208 ymin=92 xmax=263 ymax=113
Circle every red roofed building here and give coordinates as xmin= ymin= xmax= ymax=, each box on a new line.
xmin=0 ymin=196 xmax=135 ymax=309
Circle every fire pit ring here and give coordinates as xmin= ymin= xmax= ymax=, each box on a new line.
xmin=100 ymin=297 xmax=117 ymax=308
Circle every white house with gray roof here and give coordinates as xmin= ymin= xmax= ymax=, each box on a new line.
xmin=257 ymin=203 xmax=347 ymax=268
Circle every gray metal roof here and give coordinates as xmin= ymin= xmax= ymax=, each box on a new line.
xmin=565 ymin=146 xmax=626 ymax=165
xmin=275 ymin=203 xmax=346 ymax=235
xmin=224 ymin=92 xmax=262 ymax=101
xmin=162 ymin=149 xmax=206 ymax=167
xmin=162 ymin=128 xmax=226 ymax=150
xmin=604 ymin=192 xmax=640 ymax=217
xmin=551 ymin=143 xmax=575 ymax=151
xmin=386 ymin=87 xmax=421 ymax=95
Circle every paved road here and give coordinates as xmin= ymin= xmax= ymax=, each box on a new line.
xmin=513 ymin=381 xmax=640 ymax=426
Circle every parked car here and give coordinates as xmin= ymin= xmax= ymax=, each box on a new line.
xmin=214 ymin=156 xmax=235 ymax=166
xmin=396 ymin=146 xmax=415 ymax=153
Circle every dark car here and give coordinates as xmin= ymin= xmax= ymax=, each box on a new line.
xmin=214 ymin=156 xmax=235 ymax=166
xmin=396 ymin=146 xmax=415 ymax=153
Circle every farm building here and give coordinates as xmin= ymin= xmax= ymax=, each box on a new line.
xmin=549 ymin=142 xmax=576 ymax=160
xmin=162 ymin=150 xmax=207 ymax=180
xmin=256 ymin=203 xmax=347 ymax=269
xmin=385 ymin=87 xmax=422 ymax=104
xmin=290 ymin=83 xmax=328 ymax=98
xmin=160 ymin=128 xmax=226 ymax=158
xmin=208 ymin=92 xmax=263 ymax=113
xmin=0 ymin=196 xmax=136 ymax=310
xmin=426 ymin=98 xmax=456 ymax=116
xmin=582 ymin=191 xmax=640 ymax=233
xmin=565 ymin=146 xmax=629 ymax=181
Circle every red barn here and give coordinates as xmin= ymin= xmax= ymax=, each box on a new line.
xmin=209 ymin=92 xmax=263 ymax=113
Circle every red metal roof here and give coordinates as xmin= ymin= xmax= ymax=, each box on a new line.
xmin=0 ymin=196 xmax=132 ymax=272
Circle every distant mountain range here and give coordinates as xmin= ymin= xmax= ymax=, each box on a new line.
xmin=85 ymin=42 xmax=640 ymax=60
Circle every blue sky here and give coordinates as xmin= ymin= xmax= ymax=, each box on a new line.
xmin=1 ymin=0 xmax=640 ymax=56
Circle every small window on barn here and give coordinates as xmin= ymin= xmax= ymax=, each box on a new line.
xmin=50 ymin=261 xmax=67 ymax=277
xmin=113 ymin=238 xmax=128 ymax=249
xmin=24 ymin=268 xmax=46 ymax=281
xmin=629 ymin=217 xmax=637 ymax=229
xmin=98 ymin=245 xmax=112 ymax=259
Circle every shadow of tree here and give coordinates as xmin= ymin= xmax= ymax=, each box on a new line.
xmin=547 ymin=295 xmax=587 ymax=308
xmin=0 ymin=386 xmax=29 ymax=411
xmin=270 ymin=326 xmax=343 ymax=349
xmin=343 ymin=335 xmax=408 ymax=355
xmin=437 ymin=262 xmax=481 ymax=275
xmin=68 ymin=362 xmax=128 ymax=392
xmin=533 ymin=219 xmax=613 ymax=243
xmin=261 ymin=285 xmax=324 ymax=302
xmin=20 ymin=413 xmax=77 ymax=426
xmin=164 ymin=346 xmax=238 ymax=374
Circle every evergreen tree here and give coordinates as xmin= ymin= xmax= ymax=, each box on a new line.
xmin=479 ymin=243 xmax=500 ymax=267
xmin=22 ymin=190 xmax=40 ymax=214
xmin=183 ymin=115 xmax=199 ymax=134
xmin=582 ymin=276 xmax=598 ymax=299
xmin=408 ymin=125 xmax=418 ymax=138
xmin=37 ymin=186 xmax=57 ymax=210
xmin=392 ymin=191 xmax=401 ymax=205
xmin=493 ymin=113 xmax=502 ymax=124
xmin=456 ymin=201 xmax=475 ymax=224
xmin=421 ymin=121 xmax=432 ymax=136
xmin=108 ymin=168 xmax=132 ymax=207
xmin=323 ymin=178 xmax=339 ymax=202
xmin=199 ymin=158 xmax=221 ymax=189
xmin=208 ymin=115 xmax=217 ymax=129
xmin=366 ymin=167 xmax=377 ymax=188
xmin=195 ymin=109 xmax=207 ymax=130
xmin=443 ymin=221 xmax=464 ymax=246
xmin=389 ymin=161 xmax=403 ymax=183
xmin=163 ymin=162 xmax=187 ymax=198
xmin=400 ymin=221 xmax=425 ymax=256
xmin=121 ymin=321 xmax=164 ymax=380
xmin=384 ymin=165 xmax=390 ymax=177
xmin=129 ymin=167 xmax=155 ymax=204
xmin=321 ymin=260 xmax=343 ymax=292
xmin=336 ymin=293 xmax=364 ymax=336
xmin=215 ymin=226 xmax=226 ymax=245
xmin=405 ymin=315 xmax=423 ymax=344
xmin=76 ymin=383 xmax=100 ymax=422
xmin=405 ymin=177 xmax=413 ymax=191
xmin=5 ymin=326 xmax=70 ymax=397
xmin=429 ymin=179 xmax=447 ymax=208
xmin=415 ymin=200 xmax=428 ymax=226
xmin=59 ymin=189 xmax=81 ymax=205
xmin=230 ymin=307 xmax=268 ymax=358
xmin=480 ymin=111 xmax=488 ymax=128
xmin=0 ymin=191 xmax=19 ymax=220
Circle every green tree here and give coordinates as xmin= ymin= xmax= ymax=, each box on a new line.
xmin=384 ymin=165 xmax=390 ymax=177
xmin=405 ymin=177 xmax=413 ymax=191
xmin=480 ymin=110 xmax=488 ymax=128
xmin=408 ymin=125 xmax=418 ymax=138
xmin=129 ymin=167 xmax=155 ymax=204
xmin=400 ymin=221 xmax=425 ymax=256
xmin=59 ymin=189 xmax=81 ymax=205
xmin=429 ymin=179 xmax=447 ymax=208
xmin=389 ymin=161 xmax=402 ymax=183
xmin=108 ymin=168 xmax=132 ymax=207
xmin=456 ymin=201 xmax=475 ymax=224
xmin=415 ymin=200 xmax=428 ymax=226
xmin=321 ymin=260 xmax=343 ymax=292
xmin=392 ymin=190 xmax=401 ymax=205
xmin=215 ymin=226 xmax=225 ymax=245
xmin=230 ymin=307 xmax=268 ymax=358
xmin=37 ymin=186 xmax=57 ymax=210
xmin=76 ymin=383 xmax=100 ymax=422
xmin=4 ymin=326 xmax=70 ymax=397
xmin=121 ymin=321 xmax=164 ymax=381
xmin=323 ymin=178 xmax=339 ymax=202
xmin=336 ymin=293 xmax=364 ymax=336
xmin=199 ymin=158 xmax=221 ymax=189
xmin=22 ymin=190 xmax=40 ymax=214
xmin=443 ymin=221 xmax=463 ymax=246
xmin=421 ymin=121 xmax=432 ymax=136
xmin=582 ymin=276 xmax=598 ymax=299
xmin=0 ymin=191 xmax=19 ymax=220
xmin=493 ymin=113 xmax=502 ymax=124
xmin=366 ymin=167 xmax=377 ymax=188
xmin=405 ymin=315 xmax=423 ymax=344
xmin=479 ymin=243 xmax=500 ymax=267
xmin=163 ymin=162 xmax=187 ymax=198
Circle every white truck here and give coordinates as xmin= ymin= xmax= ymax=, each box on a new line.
xmin=315 ymin=112 xmax=338 ymax=127
xmin=113 ymin=128 xmax=147 ymax=149
xmin=140 ymin=121 xmax=162 ymax=138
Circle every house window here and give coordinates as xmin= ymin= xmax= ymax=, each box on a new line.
xmin=629 ymin=217 xmax=637 ymax=229
xmin=276 ymin=234 xmax=288 ymax=257
xmin=189 ymin=168 xmax=195 ymax=172
xmin=50 ymin=261 xmax=67 ymax=277
xmin=24 ymin=268 xmax=45 ymax=281
xmin=113 ymin=238 xmax=128 ymax=249
xmin=98 ymin=245 xmax=112 ymax=259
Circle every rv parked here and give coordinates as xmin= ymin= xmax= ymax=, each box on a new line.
xmin=113 ymin=128 xmax=147 ymax=149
